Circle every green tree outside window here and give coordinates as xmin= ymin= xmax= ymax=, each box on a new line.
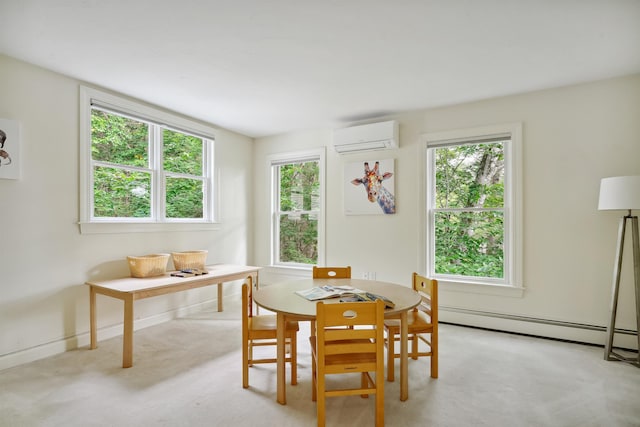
xmin=434 ymin=142 xmax=505 ymax=278
xmin=91 ymin=109 xmax=208 ymax=220
xmin=277 ymin=161 xmax=319 ymax=264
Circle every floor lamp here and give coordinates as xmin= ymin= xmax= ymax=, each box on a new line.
xmin=598 ymin=176 xmax=640 ymax=367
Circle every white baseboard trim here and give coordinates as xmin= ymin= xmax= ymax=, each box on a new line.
xmin=0 ymin=298 xmax=217 ymax=372
xmin=441 ymin=306 xmax=638 ymax=349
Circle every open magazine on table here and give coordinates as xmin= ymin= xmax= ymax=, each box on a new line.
xmin=295 ymin=285 xmax=395 ymax=309
xmin=295 ymin=285 xmax=362 ymax=301
xmin=339 ymin=292 xmax=395 ymax=309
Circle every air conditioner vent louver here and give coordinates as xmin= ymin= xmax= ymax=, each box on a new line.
xmin=333 ymin=120 xmax=399 ymax=154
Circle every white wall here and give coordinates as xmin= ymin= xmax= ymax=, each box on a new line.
xmin=254 ymin=74 xmax=640 ymax=347
xmin=0 ymin=55 xmax=254 ymax=369
xmin=1 ymin=53 xmax=638 ymax=371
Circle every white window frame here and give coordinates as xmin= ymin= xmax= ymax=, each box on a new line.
xmin=268 ymin=148 xmax=326 ymax=270
xmin=79 ymin=86 xmax=219 ymax=234
xmin=421 ymin=123 xmax=523 ymax=296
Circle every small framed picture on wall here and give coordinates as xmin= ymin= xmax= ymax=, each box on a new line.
xmin=0 ymin=118 xmax=20 ymax=180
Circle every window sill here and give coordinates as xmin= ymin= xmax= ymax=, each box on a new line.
xmin=438 ymin=279 xmax=525 ymax=298
xmin=263 ymin=265 xmax=312 ymax=276
xmin=79 ymin=222 xmax=221 ymax=235
xmin=258 ymin=265 xmax=313 ymax=285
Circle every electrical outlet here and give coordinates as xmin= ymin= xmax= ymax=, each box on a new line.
xmin=362 ymin=272 xmax=377 ymax=280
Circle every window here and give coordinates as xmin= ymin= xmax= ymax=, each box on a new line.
xmin=270 ymin=150 xmax=325 ymax=268
xmin=424 ymin=123 xmax=522 ymax=288
xmin=80 ymin=87 xmax=217 ymax=233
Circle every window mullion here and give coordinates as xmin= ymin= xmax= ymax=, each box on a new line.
xmin=203 ymin=139 xmax=212 ymax=222
xmin=273 ymin=166 xmax=282 ymax=265
xmin=150 ymin=125 xmax=164 ymax=221
xmin=426 ymin=148 xmax=436 ymax=277
xmin=92 ymin=160 xmax=152 ymax=174
xmin=278 ymin=209 xmax=317 ymax=215
xmin=433 ymin=207 xmax=505 ymax=213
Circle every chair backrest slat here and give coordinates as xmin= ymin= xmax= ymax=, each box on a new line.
xmin=324 ymin=341 xmax=377 ymax=355
xmin=324 ymin=328 xmax=376 ymax=341
xmin=313 ymin=266 xmax=351 ymax=279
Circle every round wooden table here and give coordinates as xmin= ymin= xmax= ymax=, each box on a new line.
xmin=253 ymin=278 xmax=421 ymax=404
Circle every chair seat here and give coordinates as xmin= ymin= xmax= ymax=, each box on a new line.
xmin=384 ymin=310 xmax=432 ymax=332
xmin=250 ymin=315 xmax=299 ymax=332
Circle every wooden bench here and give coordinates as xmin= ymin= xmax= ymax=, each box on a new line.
xmin=86 ymin=264 xmax=260 ymax=367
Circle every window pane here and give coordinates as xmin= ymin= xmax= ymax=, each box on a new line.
xmin=93 ymin=166 xmax=151 ymax=217
xmin=435 ymin=142 xmax=504 ymax=209
xmin=166 ymin=177 xmax=203 ymax=218
xmin=279 ymin=213 xmax=318 ymax=264
xmin=163 ymin=129 xmax=203 ymax=175
xmin=91 ymin=109 xmax=148 ymax=167
xmin=279 ymin=162 xmax=319 ymax=211
xmin=434 ymin=211 xmax=504 ymax=278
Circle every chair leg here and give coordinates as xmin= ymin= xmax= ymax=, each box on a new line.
xmin=375 ymin=379 xmax=384 ymax=427
xmin=311 ymin=366 xmax=317 ymax=401
xmin=411 ymin=333 xmax=419 ymax=360
xmin=242 ymin=335 xmax=249 ymax=389
xmin=360 ymin=372 xmax=369 ymax=398
xmin=431 ymin=332 xmax=438 ymax=379
xmin=311 ymin=341 xmax=317 ymax=402
xmin=290 ymin=335 xmax=298 ymax=385
xmin=310 ymin=320 xmax=316 ymax=338
xmin=317 ymin=373 xmax=326 ymax=427
xmin=386 ymin=331 xmax=395 ymax=382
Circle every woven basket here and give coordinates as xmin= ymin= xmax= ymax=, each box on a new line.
xmin=127 ymin=253 xmax=170 ymax=278
xmin=172 ymin=250 xmax=208 ymax=271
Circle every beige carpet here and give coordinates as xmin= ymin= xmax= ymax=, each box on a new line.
xmin=1 ymin=297 xmax=639 ymax=427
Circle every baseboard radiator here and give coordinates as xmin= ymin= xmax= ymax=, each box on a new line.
xmin=440 ymin=305 xmax=637 ymax=348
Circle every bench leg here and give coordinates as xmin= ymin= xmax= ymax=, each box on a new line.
xmin=122 ymin=294 xmax=134 ymax=368
xmin=89 ymin=286 xmax=97 ymax=349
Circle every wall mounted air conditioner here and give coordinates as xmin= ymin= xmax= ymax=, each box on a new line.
xmin=333 ymin=120 xmax=399 ymax=154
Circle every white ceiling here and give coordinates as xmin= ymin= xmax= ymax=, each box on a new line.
xmin=1 ymin=1 xmax=640 ymax=138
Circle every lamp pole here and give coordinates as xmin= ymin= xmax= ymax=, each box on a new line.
xmin=603 ymin=209 xmax=640 ymax=367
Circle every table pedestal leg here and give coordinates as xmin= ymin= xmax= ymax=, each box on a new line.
xmin=400 ymin=311 xmax=409 ymax=401
xmin=123 ymin=294 xmax=134 ymax=368
xmin=276 ymin=312 xmax=286 ymax=404
xmin=217 ymin=283 xmax=223 ymax=312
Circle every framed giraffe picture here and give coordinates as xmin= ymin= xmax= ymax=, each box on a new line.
xmin=0 ymin=118 xmax=20 ymax=180
xmin=344 ymin=158 xmax=396 ymax=215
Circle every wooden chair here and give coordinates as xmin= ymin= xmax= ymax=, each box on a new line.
xmin=309 ymin=266 xmax=352 ymax=334
xmin=242 ymin=276 xmax=299 ymax=388
xmin=313 ymin=265 xmax=351 ymax=279
xmin=310 ymin=300 xmax=385 ymax=427
xmin=384 ymin=272 xmax=438 ymax=381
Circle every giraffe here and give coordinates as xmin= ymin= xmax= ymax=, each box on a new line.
xmin=351 ymin=161 xmax=396 ymax=214
xmin=0 ymin=149 xmax=11 ymax=166
xmin=0 ymin=130 xmax=10 ymax=167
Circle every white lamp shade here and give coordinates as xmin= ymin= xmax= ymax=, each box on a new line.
xmin=598 ymin=176 xmax=640 ymax=210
